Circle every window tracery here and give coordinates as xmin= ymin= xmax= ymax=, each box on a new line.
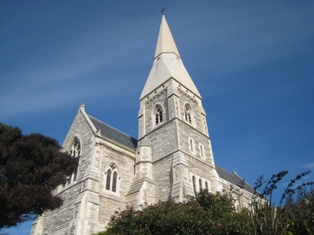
xmin=106 ymin=163 xmax=118 ymax=192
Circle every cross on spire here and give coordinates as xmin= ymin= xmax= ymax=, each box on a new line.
xmin=160 ymin=7 xmax=166 ymax=15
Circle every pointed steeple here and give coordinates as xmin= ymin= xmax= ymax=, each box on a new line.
xmin=140 ymin=14 xmax=201 ymax=100
xmin=154 ymin=14 xmax=180 ymax=58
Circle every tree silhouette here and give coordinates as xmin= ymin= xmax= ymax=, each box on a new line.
xmin=0 ymin=123 xmax=78 ymax=228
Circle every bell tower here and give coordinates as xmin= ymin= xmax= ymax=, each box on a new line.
xmin=127 ymin=14 xmax=220 ymax=206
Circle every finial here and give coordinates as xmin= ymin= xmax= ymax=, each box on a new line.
xmin=160 ymin=7 xmax=166 ymax=15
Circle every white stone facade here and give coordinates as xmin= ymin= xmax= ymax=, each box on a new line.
xmin=31 ymin=15 xmax=255 ymax=235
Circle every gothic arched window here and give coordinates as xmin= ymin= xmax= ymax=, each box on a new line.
xmin=64 ymin=137 xmax=81 ymax=187
xmin=155 ymin=105 xmax=163 ymax=125
xmin=106 ymin=164 xmax=118 ymax=192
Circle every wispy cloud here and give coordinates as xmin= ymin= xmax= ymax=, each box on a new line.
xmin=302 ymin=162 xmax=314 ymax=170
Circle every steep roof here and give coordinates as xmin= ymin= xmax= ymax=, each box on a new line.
xmin=140 ymin=15 xmax=201 ymax=100
xmin=216 ymin=165 xmax=255 ymax=194
xmin=89 ymin=115 xmax=137 ymax=150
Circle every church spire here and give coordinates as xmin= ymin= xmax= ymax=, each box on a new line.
xmin=154 ymin=14 xmax=180 ymax=58
xmin=140 ymin=14 xmax=201 ymax=100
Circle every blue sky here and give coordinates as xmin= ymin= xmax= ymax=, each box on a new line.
xmin=1 ymin=1 xmax=314 ymax=234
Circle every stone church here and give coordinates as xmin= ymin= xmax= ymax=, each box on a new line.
xmin=31 ymin=14 xmax=255 ymax=235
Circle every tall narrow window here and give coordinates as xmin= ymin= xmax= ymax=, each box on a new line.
xmin=199 ymin=178 xmax=202 ymax=190
xmin=199 ymin=144 xmax=205 ymax=159
xmin=205 ymin=181 xmax=208 ymax=190
xmin=106 ymin=164 xmax=118 ymax=192
xmin=106 ymin=169 xmax=112 ymax=190
xmin=155 ymin=105 xmax=163 ymax=125
xmin=112 ymin=171 xmax=117 ymax=192
xmin=189 ymin=138 xmax=194 ymax=153
xmin=192 ymin=175 xmax=196 ymax=193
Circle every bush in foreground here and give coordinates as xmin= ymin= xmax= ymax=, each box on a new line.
xmin=96 ymin=170 xmax=314 ymax=235
xmin=97 ymin=190 xmax=252 ymax=235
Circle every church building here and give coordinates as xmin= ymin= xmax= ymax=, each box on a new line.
xmin=31 ymin=14 xmax=255 ymax=235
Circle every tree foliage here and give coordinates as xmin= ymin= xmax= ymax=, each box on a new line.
xmin=251 ymin=170 xmax=314 ymax=235
xmin=285 ymin=188 xmax=314 ymax=234
xmin=96 ymin=171 xmax=314 ymax=235
xmin=97 ymin=190 xmax=252 ymax=235
xmin=0 ymin=122 xmax=78 ymax=229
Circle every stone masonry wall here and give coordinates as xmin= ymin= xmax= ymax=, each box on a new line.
xmin=98 ymin=197 xmax=125 ymax=225
xmin=97 ymin=141 xmax=135 ymax=226
xmin=148 ymin=121 xmax=177 ymax=162
xmin=178 ymin=121 xmax=214 ymax=165
xmin=62 ymin=109 xmax=95 ymax=180
xmin=153 ymin=155 xmax=173 ymax=201
xmin=41 ymin=182 xmax=82 ymax=235
xmin=33 ymin=108 xmax=96 ymax=235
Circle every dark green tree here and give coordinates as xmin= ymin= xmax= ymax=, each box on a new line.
xmin=0 ymin=123 xmax=78 ymax=229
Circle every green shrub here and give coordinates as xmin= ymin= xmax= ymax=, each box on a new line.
xmin=251 ymin=170 xmax=314 ymax=235
xmin=96 ymin=190 xmax=252 ymax=235
xmin=95 ymin=171 xmax=314 ymax=235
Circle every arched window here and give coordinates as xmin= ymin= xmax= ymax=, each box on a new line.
xmin=205 ymin=181 xmax=208 ymax=190
xmin=64 ymin=137 xmax=81 ymax=187
xmin=106 ymin=164 xmax=118 ymax=192
xmin=70 ymin=138 xmax=81 ymax=157
xmin=199 ymin=178 xmax=202 ymax=190
xmin=184 ymin=104 xmax=192 ymax=124
xmin=155 ymin=105 xmax=163 ymax=125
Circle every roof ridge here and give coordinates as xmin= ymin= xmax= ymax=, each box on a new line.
xmin=216 ymin=165 xmax=255 ymax=192
xmin=233 ymin=170 xmax=244 ymax=181
xmin=88 ymin=115 xmax=136 ymax=140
